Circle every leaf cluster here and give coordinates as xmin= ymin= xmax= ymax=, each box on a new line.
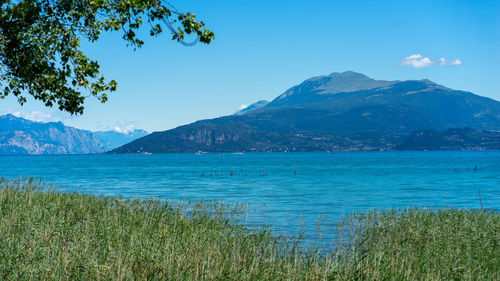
xmin=0 ymin=0 xmax=214 ymax=114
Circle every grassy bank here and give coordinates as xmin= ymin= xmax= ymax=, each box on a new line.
xmin=0 ymin=178 xmax=498 ymax=280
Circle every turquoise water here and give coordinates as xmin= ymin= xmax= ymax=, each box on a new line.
xmin=1 ymin=151 xmax=499 ymax=246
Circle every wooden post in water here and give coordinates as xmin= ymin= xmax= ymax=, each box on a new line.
xmin=478 ymin=188 xmax=483 ymax=209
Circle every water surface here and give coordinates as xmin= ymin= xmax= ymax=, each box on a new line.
xmin=1 ymin=151 xmax=498 ymax=246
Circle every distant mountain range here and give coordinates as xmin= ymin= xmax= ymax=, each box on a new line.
xmin=111 ymin=71 xmax=500 ymax=153
xmin=0 ymin=114 xmax=147 ymax=155
xmin=93 ymin=129 xmax=148 ymax=151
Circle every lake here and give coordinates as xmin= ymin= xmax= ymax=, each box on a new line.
xmin=1 ymin=151 xmax=498 ymax=247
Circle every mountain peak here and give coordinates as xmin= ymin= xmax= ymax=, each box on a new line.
xmin=1 ymin=114 xmax=19 ymax=120
xmin=324 ymin=71 xmax=380 ymax=87
xmin=269 ymin=71 xmax=392 ymax=107
xmin=418 ymin=79 xmax=447 ymax=89
xmin=328 ymin=71 xmax=370 ymax=79
xmin=0 ymin=114 xmax=36 ymax=124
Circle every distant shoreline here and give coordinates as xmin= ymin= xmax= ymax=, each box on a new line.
xmin=2 ymin=148 xmax=500 ymax=156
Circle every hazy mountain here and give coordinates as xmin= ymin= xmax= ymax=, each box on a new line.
xmin=235 ymin=100 xmax=269 ymax=115
xmin=111 ymin=71 xmax=500 ymax=153
xmin=94 ymin=129 xmax=148 ymax=151
xmin=0 ymin=114 xmax=105 ymax=155
xmin=0 ymin=115 xmax=148 ymax=154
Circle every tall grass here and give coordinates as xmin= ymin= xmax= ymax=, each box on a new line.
xmin=0 ymin=178 xmax=498 ymax=280
xmin=336 ymin=210 xmax=500 ymax=280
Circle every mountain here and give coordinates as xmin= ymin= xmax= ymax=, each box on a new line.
xmin=94 ymin=129 xmax=148 ymax=151
xmin=235 ymin=100 xmax=269 ymax=115
xmin=0 ymin=115 xmax=148 ymax=154
xmin=111 ymin=71 xmax=500 ymax=153
xmin=397 ymin=128 xmax=500 ymax=150
xmin=0 ymin=114 xmax=105 ymax=155
xmin=268 ymin=71 xmax=393 ymax=108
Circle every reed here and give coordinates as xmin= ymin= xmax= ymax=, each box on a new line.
xmin=0 ymin=178 xmax=498 ymax=280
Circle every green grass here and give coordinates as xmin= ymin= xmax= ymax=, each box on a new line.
xmin=0 ymin=178 xmax=498 ymax=280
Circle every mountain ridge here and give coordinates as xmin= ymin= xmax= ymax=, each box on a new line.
xmin=0 ymin=114 xmax=105 ymax=155
xmin=0 ymin=114 xmax=148 ymax=154
xmin=111 ymin=71 xmax=500 ymax=153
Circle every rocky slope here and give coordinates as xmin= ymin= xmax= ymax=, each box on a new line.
xmin=0 ymin=114 xmax=105 ymax=155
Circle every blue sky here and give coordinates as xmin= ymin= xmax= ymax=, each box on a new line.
xmin=2 ymin=0 xmax=499 ymax=132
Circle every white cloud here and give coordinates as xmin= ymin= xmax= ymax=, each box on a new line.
xmin=438 ymin=57 xmax=463 ymax=66
xmin=113 ymin=124 xmax=136 ymax=134
xmin=400 ymin=54 xmax=463 ymax=68
xmin=400 ymin=54 xmax=434 ymax=68
xmin=10 ymin=111 xmax=55 ymax=122
xmin=238 ymin=104 xmax=248 ymax=111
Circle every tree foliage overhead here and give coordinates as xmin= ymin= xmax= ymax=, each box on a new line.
xmin=0 ymin=0 xmax=214 ymax=114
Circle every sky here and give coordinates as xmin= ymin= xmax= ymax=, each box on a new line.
xmin=1 ymin=0 xmax=499 ymax=133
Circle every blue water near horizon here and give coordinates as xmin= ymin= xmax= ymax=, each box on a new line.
xmin=1 ymin=151 xmax=499 ymax=248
